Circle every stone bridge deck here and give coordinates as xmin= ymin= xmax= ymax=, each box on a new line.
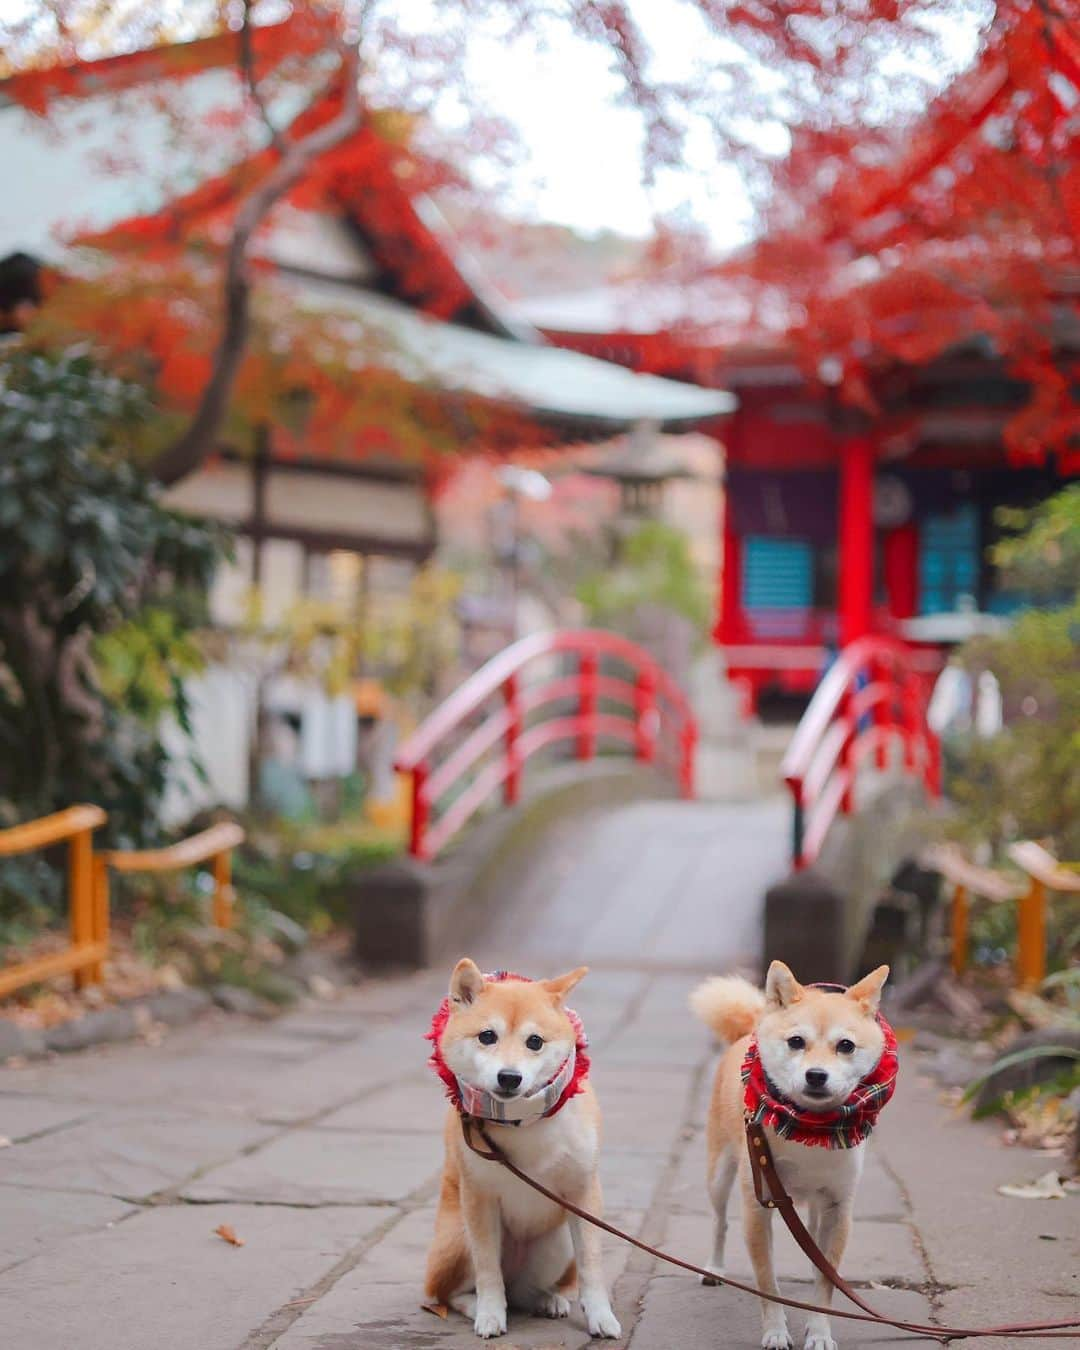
xmin=1 ymin=797 xmax=1075 ymax=1348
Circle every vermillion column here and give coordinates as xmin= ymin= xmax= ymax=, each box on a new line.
xmin=838 ymin=435 xmax=875 ymax=648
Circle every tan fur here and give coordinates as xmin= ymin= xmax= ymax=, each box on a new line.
xmin=425 ymin=960 xmax=620 ymax=1340
xmin=692 ymin=960 xmax=889 ymax=1350
xmin=689 ymin=974 xmax=765 ymax=1043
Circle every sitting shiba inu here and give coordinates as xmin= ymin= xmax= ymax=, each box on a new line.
xmin=424 ymin=959 xmax=622 ymax=1340
xmin=690 ymin=961 xmax=896 ymax=1350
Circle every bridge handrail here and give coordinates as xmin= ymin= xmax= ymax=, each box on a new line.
xmin=781 ymin=636 xmax=941 ymax=870
xmin=394 ymin=628 xmax=697 ymax=861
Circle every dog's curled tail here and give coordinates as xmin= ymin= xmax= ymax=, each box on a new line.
xmin=689 ymin=975 xmax=765 ymax=1043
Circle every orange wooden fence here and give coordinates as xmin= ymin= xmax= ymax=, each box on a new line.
xmin=925 ymin=840 xmax=1079 ymax=988
xmin=100 ymin=822 xmax=244 ymax=930
xmin=0 ymin=806 xmax=108 ymax=998
xmin=0 ymin=811 xmax=244 ymax=1000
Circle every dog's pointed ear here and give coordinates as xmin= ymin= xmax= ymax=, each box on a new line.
xmin=764 ymin=960 xmax=802 ymax=1010
xmin=542 ymin=966 xmax=588 ymax=1002
xmin=450 ymin=958 xmax=485 ymax=1007
xmin=846 ymin=964 xmax=889 ymax=1012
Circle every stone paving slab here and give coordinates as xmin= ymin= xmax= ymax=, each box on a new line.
xmin=658 ymin=1209 xmax=926 ymax=1285
xmin=272 ymin=1208 xmax=640 ymax=1350
xmin=0 ymin=1108 xmax=275 ymax=1199
xmin=0 ymin=1184 xmax=135 ymax=1271
xmin=314 ymin=1077 xmax=436 ymax=1133
xmin=1 ymin=951 xmax=1076 ymax=1350
xmin=0 ymin=1202 xmax=388 ymax=1350
xmin=0 ymin=1093 xmax=98 ymax=1142
xmin=182 ymin=1127 xmax=440 ymax=1206
xmin=630 ymin=1275 xmax=938 ymax=1349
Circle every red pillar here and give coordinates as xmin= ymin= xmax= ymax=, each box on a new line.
xmin=715 ymin=497 xmax=742 ymax=644
xmin=838 ymin=435 xmax=875 ymax=648
xmin=883 ymin=523 xmax=918 ymax=621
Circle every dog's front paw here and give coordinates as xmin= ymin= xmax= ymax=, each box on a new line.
xmin=803 ymin=1328 xmax=837 ymax=1350
xmin=761 ymin=1327 xmax=792 ymax=1350
xmin=583 ymin=1297 xmax=621 ymax=1339
xmin=534 ymin=1290 xmax=571 ymax=1319
xmin=473 ymin=1300 xmax=507 ymax=1339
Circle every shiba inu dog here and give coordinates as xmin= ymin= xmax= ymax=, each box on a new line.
xmin=690 ymin=961 xmax=896 ymax=1350
xmin=424 ymin=959 xmax=622 ymax=1340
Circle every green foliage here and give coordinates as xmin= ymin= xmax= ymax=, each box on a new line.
xmin=0 ymin=349 xmax=229 ymax=936
xmin=992 ymin=483 xmax=1080 ymax=600
xmin=949 ymin=600 xmax=1080 ymax=860
xmin=576 ymin=521 xmax=710 ymax=635
xmin=244 ymin=562 xmax=463 ymax=706
xmin=233 ymin=817 xmax=401 ymax=931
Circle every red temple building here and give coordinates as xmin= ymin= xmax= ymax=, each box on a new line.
xmin=509 ymin=13 xmax=1080 ymax=712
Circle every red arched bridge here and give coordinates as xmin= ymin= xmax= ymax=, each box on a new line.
xmin=383 ymin=628 xmax=950 ymax=978
xmin=394 ymin=628 xmax=939 ymax=871
xmin=393 ymin=629 xmax=698 ymax=863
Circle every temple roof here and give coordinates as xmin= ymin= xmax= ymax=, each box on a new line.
xmin=1 ymin=20 xmax=731 ymax=441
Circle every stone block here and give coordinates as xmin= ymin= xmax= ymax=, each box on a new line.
xmin=0 ymin=1019 xmax=46 ymax=1061
xmin=45 ymin=1007 xmax=137 ymax=1054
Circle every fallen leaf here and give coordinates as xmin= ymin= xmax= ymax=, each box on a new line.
xmin=421 ymin=1303 xmax=449 ymax=1319
xmin=214 ymin=1223 xmax=245 ymax=1247
xmin=997 ymin=1170 xmax=1067 ymax=1200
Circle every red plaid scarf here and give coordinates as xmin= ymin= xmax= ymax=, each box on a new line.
xmin=427 ymin=971 xmax=590 ymax=1122
xmin=742 ymin=1013 xmax=898 ymax=1149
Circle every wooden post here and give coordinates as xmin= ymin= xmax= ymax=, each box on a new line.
xmin=212 ymin=849 xmax=234 ymax=929
xmin=873 ymin=653 xmax=890 ymax=770
xmin=504 ymin=674 xmax=522 ymax=804
xmin=950 ymin=884 xmax=969 ymax=977
xmin=91 ymin=855 xmax=110 ymax=984
xmin=839 ymin=689 xmax=856 ymax=815
xmin=635 ymin=666 xmax=658 ymax=763
xmin=790 ymin=780 xmax=806 ymax=870
xmin=69 ymin=826 xmax=95 ymax=990
xmin=1017 ymin=879 xmax=1046 ymax=989
xmin=577 ymin=650 xmax=598 ymax=761
xmin=409 ymin=762 xmax=430 ymax=860
xmin=838 ymin=435 xmax=875 ymax=648
xmin=679 ymin=721 xmax=696 ymax=799
xmin=715 ymin=494 xmax=742 ymax=645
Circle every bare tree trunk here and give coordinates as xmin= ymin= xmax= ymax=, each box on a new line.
xmin=151 ymin=38 xmax=361 ymax=487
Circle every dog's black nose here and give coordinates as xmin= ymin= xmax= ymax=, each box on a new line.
xmin=497 ymin=1070 xmax=523 ymax=1092
xmin=805 ymin=1068 xmax=829 ymax=1089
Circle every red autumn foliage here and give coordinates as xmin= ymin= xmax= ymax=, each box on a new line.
xmin=5 ymin=0 xmax=1077 ymax=472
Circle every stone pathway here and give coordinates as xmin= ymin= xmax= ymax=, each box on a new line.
xmin=1 ymin=965 xmax=1075 ymax=1350
xmin=462 ymin=796 xmax=790 ymax=973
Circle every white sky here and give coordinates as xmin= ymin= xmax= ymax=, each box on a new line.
xmin=1 ymin=0 xmax=989 ymax=254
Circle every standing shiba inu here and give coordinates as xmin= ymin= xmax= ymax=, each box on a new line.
xmin=424 ymin=958 xmax=622 ymax=1340
xmin=690 ymin=961 xmax=896 ymax=1350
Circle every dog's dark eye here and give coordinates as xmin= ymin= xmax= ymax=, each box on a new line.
xmin=525 ymin=1034 xmax=544 ymax=1052
xmin=836 ymin=1038 xmax=856 ymax=1055
xmin=478 ymin=1029 xmax=497 ymax=1046
xmin=787 ymin=1035 xmax=806 ymax=1050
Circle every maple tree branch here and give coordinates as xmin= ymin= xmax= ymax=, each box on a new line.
xmin=238 ymin=0 xmax=288 ymax=158
xmin=151 ymin=39 xmax=361 ymax=486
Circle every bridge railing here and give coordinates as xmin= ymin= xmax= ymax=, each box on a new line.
xmin=780 ymin=636 xmax=941 ymax=869
xmin=394 ymin=628 xmax=697 ymax=861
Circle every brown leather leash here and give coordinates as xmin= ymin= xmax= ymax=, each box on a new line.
xmin=461 ymin=1115 xmax=1080 ymax=1341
